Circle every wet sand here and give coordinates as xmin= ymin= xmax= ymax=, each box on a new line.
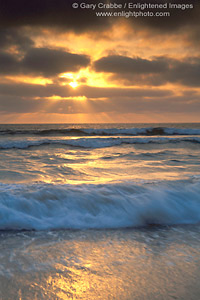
xmin=0 ymin=225 xmax=200 ymax=300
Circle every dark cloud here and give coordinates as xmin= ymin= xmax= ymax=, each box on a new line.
xmin=0 ymin=46 xmax=199 ymax=90
xmin=165 ymin=57 xmax=200 ymax=87
xmin=94 ymin=55 xmax=168 ymax=74
xmin=0 ymin=0 xmax=199 ymax=37
xmin=0 ymin=52 xmax=19 ymax=74
xmin=0 ymin=28 xmax=34 ymax=51
xmin=0 ymin=0 xmax=111 ymax=32
xmin=94 ymin=55 xmax=200 ymax=87
xmin=0 ymin=47 xmax=90 ymax=76
xmin=124 ymin=0 xmax=200 ymax=33
xmin=21 ymin=48 xmax=90 ymax=76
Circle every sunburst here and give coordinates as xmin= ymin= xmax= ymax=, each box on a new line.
xmin=69 ymin=81 xmax=78 ymax=89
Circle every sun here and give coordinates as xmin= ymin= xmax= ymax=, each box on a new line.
xmin=69 ymin=81 xmax=78 ymax=89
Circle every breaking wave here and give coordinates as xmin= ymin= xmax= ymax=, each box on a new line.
xmin=0 ymin=136 xmax=200 ymax=150
xmin=0 ymin=180 xmax=200 ymax=230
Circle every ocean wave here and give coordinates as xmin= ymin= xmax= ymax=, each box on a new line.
xmin=1 ymin=127 xmax=200 ymax=136
xmin=0 ymin=136 xmax=200 ymax=150
xmin=0 ymin=180 xmax=200 ymax=230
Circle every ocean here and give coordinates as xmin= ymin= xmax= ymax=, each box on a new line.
xmin=0 ymin=123 xmax=200 ymax=299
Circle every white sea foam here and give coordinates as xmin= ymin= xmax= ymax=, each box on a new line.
xmin=0 ymin=181 xmax=200 ymax=230
xmin=0 ymin=136 xmax=200 ymax=150
xmin=83 ymin=127 xmax=200 ymax=136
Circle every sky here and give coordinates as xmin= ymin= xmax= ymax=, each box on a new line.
xmin=0 ymin=0 xmax=200 ymax=123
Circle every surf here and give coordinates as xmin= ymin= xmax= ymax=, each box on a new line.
xmin=0 ymin=180 xmax=200 ymax=230
xmin=1 ymin=127 xmax=200 ymax=136
xmin=0 ymin=136 xmax=200 ymax=150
